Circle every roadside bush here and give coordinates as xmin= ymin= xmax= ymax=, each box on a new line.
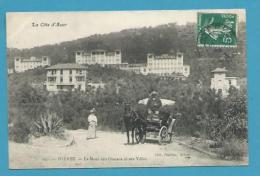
xmin=221 ymin=88 xmax=247 ymax=140
xmin=219 ymin=138 xmax=247 ymax=160
xmin=31 ymin=111 xmax=64 ymax=139
xmin=175 ymin=86 xmax=248 ymax=144
xmin=9 ymin=120 xmax=30 ymax=143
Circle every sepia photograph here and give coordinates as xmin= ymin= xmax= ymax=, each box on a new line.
xmin=6 ymin=9 xmax=248 ymax=169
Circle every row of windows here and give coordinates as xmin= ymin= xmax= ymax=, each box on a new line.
xmin=77 ymin=51 xmax=121 ymax=55
xmin=81 ymin=58 xmax=120 ymax=62
xmin=149 ymin=65 xmax=183 ymax=69
xmin=77 ymin=59 xmax=121 ymax=64
xmin=148 ymin=63 xmax=182 ymax=66
xmin=48 ymin=76 xmax=85 ymax=83
xmin=15 ymin=63 xmax=43 ymax=68
xmin=148 ymin=61 xmax=183 ymax=64
xmin=60 ymin=70 xmax=82 ymax=74
xmin=60 ymin=77 xmax=73 ymax=82
xmin=16 ymin=62 xmax=43 ymax=66
xmin=15 ymin=58 xmax=48 ymax=61
xmin=150 ymin=69 xmax=183 ymax=72
xmin=149 ymin=67 xmax=184 ymax=70
xmin=15 ymin=64 xmax=43 ymax=71
xmin=49 ymin=69 xmax=84 ymax=75
xmin=148 ymin=53 xmax=183 ymax=58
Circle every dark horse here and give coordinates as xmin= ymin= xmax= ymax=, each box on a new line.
xmin=123 ymin=103 xmax=146 ymax=144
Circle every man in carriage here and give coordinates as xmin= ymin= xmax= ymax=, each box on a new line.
xmin=146 ymin=91 xmax=162 ymax=121
xmin=132 ymin=91 xmax=178 ymax=144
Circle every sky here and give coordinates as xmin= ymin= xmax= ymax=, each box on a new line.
xmin=7 ymin=9 xmax=245 ymax=49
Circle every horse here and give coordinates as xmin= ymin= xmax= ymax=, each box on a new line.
xmin=123 ymin=103 xmax=146 ymax=144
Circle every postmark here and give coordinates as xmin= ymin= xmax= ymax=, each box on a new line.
xmin=197 ymin=13 xmax=237 ymax=47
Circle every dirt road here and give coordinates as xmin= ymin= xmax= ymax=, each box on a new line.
xmin=9 ymin=130 xmax=247 ymax=169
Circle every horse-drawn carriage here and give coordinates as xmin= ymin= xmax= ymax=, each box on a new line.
xmin=124 ymin=98 xmax=178 ymax=145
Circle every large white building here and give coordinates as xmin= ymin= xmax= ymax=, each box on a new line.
xmin=45 ymin=63 xmax=87 ymax=92
xmin=75 ymin=50 xmax=190 ymax=78
xmin=210 ymin=67 xmax=239 ymax=97
xmin=75 ymin=49 xmax=122 ymax=66
xmin=14 ymin=56 xmax=50 ymax=72
xmin=146 ymin=52 xmax=190 ymax=77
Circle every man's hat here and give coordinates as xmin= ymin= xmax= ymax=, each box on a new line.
xmin=150 ymin=91 xmax=158 ymax=96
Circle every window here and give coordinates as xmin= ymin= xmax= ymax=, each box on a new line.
xmin=69 ymin=69 xmax=72 ymax=74
xmin=78 ymin=85 xmax=81 ymax=90
xmin=76 ymin=76 xmax=84 ymax=82
xmin=60 ymin=69 xmax=63 ymax=75
xmin=178 ymin=53 xmax=182 ymax=58
xmin=116 ymin=51 xmax=120 ymax=54
xmin=69 ymin=77 xmax=72 ymax=82
xmin=48 ymin=77 xmax=56 ymax=82
xmin=76 ymin=70 xmax=82 ymax=74
xmin=77 ymin=52 xmax=81 ymax=55
xmin=51 ymin=70 xmax=56 ymax=75
xmin=60 ymin=77 xmax=63 ymax=83
xmin=229 ymin=80 xmax=232 ymax=85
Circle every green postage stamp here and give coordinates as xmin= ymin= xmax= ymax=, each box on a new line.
xmin=197 ymin=13 xmax=237 ymax=47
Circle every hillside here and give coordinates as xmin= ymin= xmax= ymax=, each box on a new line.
xmin=7 ymin=22 xmax=246 ymax=75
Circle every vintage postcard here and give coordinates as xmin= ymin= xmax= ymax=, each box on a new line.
xmin=7 ymin=9 xmax=248 ymax=169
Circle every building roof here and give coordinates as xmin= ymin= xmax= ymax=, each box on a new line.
xmin=211 ymin=67 xmax=228 ymax=73
xmin=46 ymin=63 xmax=87 ymax=70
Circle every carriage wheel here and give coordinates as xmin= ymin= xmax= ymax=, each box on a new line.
xmin=135 ymin=127 xmax=142 ymax=144
xmin=158 ymin=126 xmax=168 ymax=145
